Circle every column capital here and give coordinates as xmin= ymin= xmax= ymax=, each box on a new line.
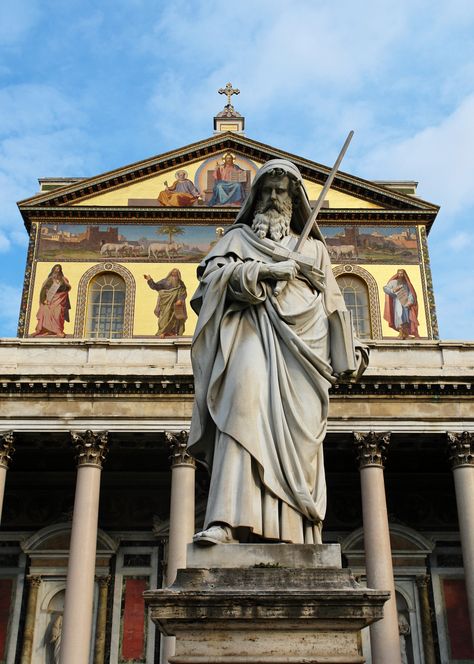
xmin=96 ymin=574 xmax=111 ymax=588
xmin=415 ymin=574 xmax=430 ymax=590
xmin=0 ymin=431 xmax=15 ymax=469
xmin=71 ymin=430 xmax=109 ymax=468
xmin=447 ymin=431 xmax=474 ymax=469
xmin=165 ymin=430 xmax=195 ymax=468
xmin=354 ymin=431 xmax=391 ymax=469
xmin=26 ymin=575 xmax=42 ymax=588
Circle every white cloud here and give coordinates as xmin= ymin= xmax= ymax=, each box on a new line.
xmin=0 ymin=84 xmax=83 ymax=135
xmin=0 ymin=231 xmax=11 ymax=252
xmin=447 ymin=231 xmax=473 ymax=252
xmin=435 ymin=270 xmax=474 ymax=340
xmin=357 ymin=93 xmax=474 ymax=215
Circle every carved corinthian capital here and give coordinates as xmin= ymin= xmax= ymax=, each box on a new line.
xmin=71 ymin=430 xmax=109 ymax=468
xmin=447 ymin=431 xmax=474 ymax=469
xmin=354 ymin=431 xmax=391 ymax=469
xmin=415 ymin=574 xmax=430 ymax=590
xmin=0 ymin=431 xmax=14 ymax=469
xmin=27 ymin=575 xmax=42 ymax=588
xmin=165 ymin=430 xmax=195 ymax=468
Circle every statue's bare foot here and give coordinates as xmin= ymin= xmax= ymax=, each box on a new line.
xmin=193 ymin=525 xmax=238 ymax=546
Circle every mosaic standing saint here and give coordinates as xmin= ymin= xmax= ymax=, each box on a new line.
xmin=383 ymin=269 xmax=419 ymax=339
xmin=144 ymin=268 xmax=188 ymax=337
xmin=33 ymin=264 xmax=71 ymax=337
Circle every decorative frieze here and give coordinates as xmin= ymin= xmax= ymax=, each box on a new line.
xmin=71 ymin=430 xmax=109 ymax=468
xmin=0 ymin=431 xmax=14 ymax=469
xmin=447 ymin=431 xmax=474 ymax=468
xmin=166 ymin=430 xmax=195 ymax=467
xmin=353 ymin=431 xmax=391 ymax=469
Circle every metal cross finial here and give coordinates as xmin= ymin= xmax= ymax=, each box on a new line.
xmin=218 ymin=82 xmax=240 ymax=106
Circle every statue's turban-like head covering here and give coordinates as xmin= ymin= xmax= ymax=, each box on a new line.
xmin=234 ymin=158 xmax=325 ymax=243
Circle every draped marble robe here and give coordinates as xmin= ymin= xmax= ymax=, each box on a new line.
xmin=188 ymin=223 xmax=358 ymax=543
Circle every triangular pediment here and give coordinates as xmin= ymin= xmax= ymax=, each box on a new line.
xmin=18 ymin=133 xmax=439 ymax=216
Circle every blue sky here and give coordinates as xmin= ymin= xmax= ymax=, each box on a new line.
xmin=0 ymin=0 xmax=473 ymax=338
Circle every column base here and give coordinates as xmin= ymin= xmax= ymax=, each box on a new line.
xmin=145 ymin=544 xmax=389 ymax=664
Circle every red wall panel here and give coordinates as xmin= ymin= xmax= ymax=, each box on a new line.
xmin=0 ymin=579 xmax=13 ymax=662
xmin=121 ymin=577 xmax=148 ymax=662
xmin=443 ymin=578 xmax=474 ymax=659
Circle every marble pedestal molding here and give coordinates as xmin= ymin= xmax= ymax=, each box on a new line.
xmin=145 ymin=544 xmax=389 ymax=664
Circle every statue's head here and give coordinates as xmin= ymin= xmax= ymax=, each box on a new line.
xmin=235 ymin=159 xmax=324 ymax=243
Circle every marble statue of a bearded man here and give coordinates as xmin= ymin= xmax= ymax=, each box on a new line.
xmin=188 ymin=159 xmax=367 ymax=546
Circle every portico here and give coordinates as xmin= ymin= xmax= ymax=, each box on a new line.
xmin=0 ymin=339 xmax=472 ymax=662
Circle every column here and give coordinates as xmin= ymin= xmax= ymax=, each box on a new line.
xmin=94 ymin=575 xmax=111 ymax=664
xmin=354 ymin=431 xmax=401 ymax=664
xmin=0 ymin=431 xmax=14 ymax=524
xmin=20 ymin=575 xmax=41 ymax=664
xmin=416 ymin=575 xmax=436 ymax=664
xmin=447 ymin=431 xmax=474 ymax=643
xmin=60 ymin=430 xmax=108 ymax=664
xmin=161 ymin=431 xmax=196 ymax=664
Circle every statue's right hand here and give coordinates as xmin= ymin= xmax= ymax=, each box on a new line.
xmin=268 ymin=259 xmax=300 ymax=281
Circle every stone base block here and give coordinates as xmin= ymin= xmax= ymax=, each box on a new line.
xmin=186 ymin=542 xmax=341 ymax=569
xmin=146 ymin=546 xmax=389 ymax=664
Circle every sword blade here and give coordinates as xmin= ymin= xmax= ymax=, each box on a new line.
xmin=294 ymin=130 xmax=354 ymax=253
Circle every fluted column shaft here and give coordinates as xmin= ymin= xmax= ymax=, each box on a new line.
xmin=20 ymin=576 xmax=41 ymax=664
xmin=354 ymin=432 xmax=401 ymax=664
xmin=448 ymin=431 xmax=474 ymax=644
xmin=94 ymin=575 xmax=110 ymax=664
xmin=0 ymin=432 xmax=14 ymax=524
xmin=161 ymin=431 xmax=195 ymax=664
xmin=60 ymin=431 xmax=108 ymax=664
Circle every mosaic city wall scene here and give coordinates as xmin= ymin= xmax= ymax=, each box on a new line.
xmin=37 ymin=223 xmax=420 ymax=264
xmin=28 ymin=219 xmax=428 ymax=340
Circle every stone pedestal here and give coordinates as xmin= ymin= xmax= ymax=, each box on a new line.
xmin=146 ymin=544 xmax=389 ymax=664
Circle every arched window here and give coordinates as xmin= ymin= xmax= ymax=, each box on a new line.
xmin=337 ymin=275 xmax=371 ymax=339
xmin=85 ymin=272 xmax=126 ymax=338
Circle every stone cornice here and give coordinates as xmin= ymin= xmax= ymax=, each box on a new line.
xmin=0 ymin=340 xmax=472 ymax=397
xmin=0 ymin=376 xmax=470 ymax=398
xmin=19 ymin=205 xmax=437 ymax=233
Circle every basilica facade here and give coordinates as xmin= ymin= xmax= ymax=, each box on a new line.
xmin=0 ymin=98 xmax=473 ymax=663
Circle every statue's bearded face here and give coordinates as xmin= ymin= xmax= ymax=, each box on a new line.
xmin=251 ymin=174 xmax=293 ymax=242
